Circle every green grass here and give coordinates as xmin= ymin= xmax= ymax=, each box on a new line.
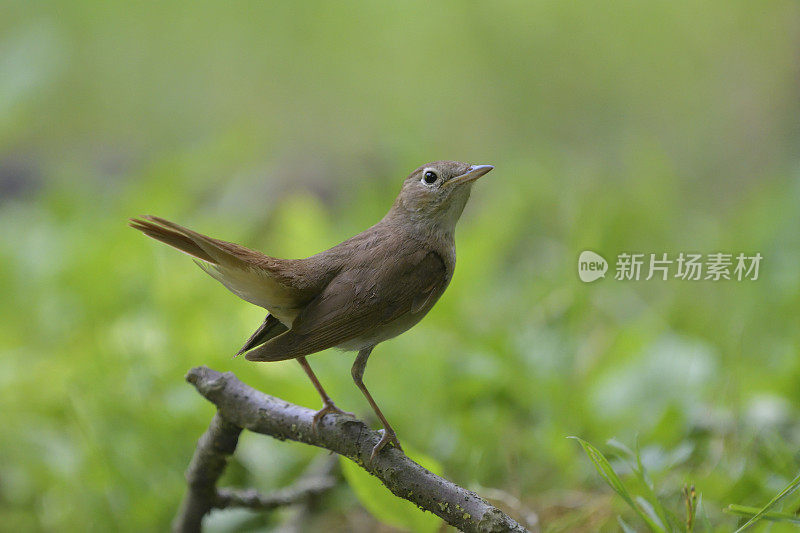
xmin=573 ymin=437 xmax=800 ymax=532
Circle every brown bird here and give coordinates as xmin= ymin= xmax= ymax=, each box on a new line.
xmin=130 ymin=160 xmax=493 ymax=458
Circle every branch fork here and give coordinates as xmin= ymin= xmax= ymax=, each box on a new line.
xmin=173 ymin=366 xmax=530 ymax=533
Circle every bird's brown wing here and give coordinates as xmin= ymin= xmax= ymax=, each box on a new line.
xmin=245 ymin=250 xmax=447 ymax=361
xmin=130 ymin=216 xmax=319 ymax=321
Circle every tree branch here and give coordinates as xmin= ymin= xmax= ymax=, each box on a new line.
xmin=271 ymin=455 xmax=340 ymax=533
xmin=172 ymin=411 xmax=340 ymax=533
xmin=173 ymin=412 xmax=242 ymax=532
xmin=215 ymin=474 xmax=337 ymax=511
xmin=180 ymin=366 xmax=529 ymax=533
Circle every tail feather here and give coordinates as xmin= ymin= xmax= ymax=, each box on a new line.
xmin=129 ymin=218 xmax=216 ymax=263
xmin=130 ymin=215 xmax=313 ymax=324
xmin=138 ymin=215 xmax=246 ymax=268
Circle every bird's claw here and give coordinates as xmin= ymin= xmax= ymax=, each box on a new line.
xmin=311 ymin=401 xmax=354 ymax=433
xmin=370 ymin=428 xmax=402 ymax=462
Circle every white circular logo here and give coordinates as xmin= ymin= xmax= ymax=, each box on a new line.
xmin=578 ymin=251 xmax=608 ymax=282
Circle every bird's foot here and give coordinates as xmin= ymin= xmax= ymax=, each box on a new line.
xmin=370 ymin=428 xmax=403 ymax=462
xmin=312 ymin=401 xmax=354 ymax=433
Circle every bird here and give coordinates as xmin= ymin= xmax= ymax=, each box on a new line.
xmin=130 ymin=160 xmax=494 ymax=459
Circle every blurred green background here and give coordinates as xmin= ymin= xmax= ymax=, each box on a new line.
xmin=2 ymin=1 xmax=799 ymax=531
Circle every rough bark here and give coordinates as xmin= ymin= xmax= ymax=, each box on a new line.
xmin=177 ymin=366 xmax=529 ymax=533
xmin=173 ymin=412 xmax=242 ymax=532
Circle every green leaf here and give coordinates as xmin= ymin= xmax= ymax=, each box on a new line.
xmin=606 ymin=438 xmax=637 ymax=462
xmin=726 ymin=504 xmax=800 ymax=525
xmin=633 ymin=439 xmax=655 ymax=492
xmin=697 ymin=494 xmax=714 ymax=532
xmin=340 ymin=445 xmax=444 ymax=533
xmin=636 ymin=496 xmax=666 ymax=531
xmin=569 ymin=436 xmax=665 ymax=533
xmin=631 ymin=441 xmax=674 ymax=530
xmin=731 ymin=472 xmax=800 ymax=532
xmin=618 ymin=516 xmax=638 ymax=533
xmin=607 ymin=438 xmax=679 ymax=531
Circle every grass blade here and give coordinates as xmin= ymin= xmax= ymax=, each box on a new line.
xmin=569 ymin=436 xmax=665 ymax=533
xmin=697 ymin=494 xmax=714 ymax=533
xmin=607 ymin=437 xmax=673 ymax=529
xmin=636 ymin=496 xmax=666 ymax=531
xmin=618 ymin=516 xmax=638 ymax=533
xmin=732 ymin=471 xmax=800 ymax=532
xmin=727 ymin=504 xmax=800 ymax=525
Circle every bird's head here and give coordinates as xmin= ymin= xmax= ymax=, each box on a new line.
xmin=390 ymin=160 xmax=494 ymax=234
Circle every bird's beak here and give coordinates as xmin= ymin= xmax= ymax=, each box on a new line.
xmin=444 ymin=164 xmax=494 ymax=187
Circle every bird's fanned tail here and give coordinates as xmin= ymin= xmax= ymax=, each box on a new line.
xmin=129 ymin=215 xmax=313 ymax=324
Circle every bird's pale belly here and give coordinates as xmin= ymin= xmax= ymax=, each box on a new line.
xmin=335 ymin=309 xmax=430 ymax=352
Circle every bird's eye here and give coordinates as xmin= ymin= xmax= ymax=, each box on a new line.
xmin=422 ymin=171 xmax=438 ymax=185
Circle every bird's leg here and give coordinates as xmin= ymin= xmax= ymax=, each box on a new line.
xmin=297 ymin=356 xmax=353 ymax=432
xmin=351 ymin=346 xmax=402 ymax=461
